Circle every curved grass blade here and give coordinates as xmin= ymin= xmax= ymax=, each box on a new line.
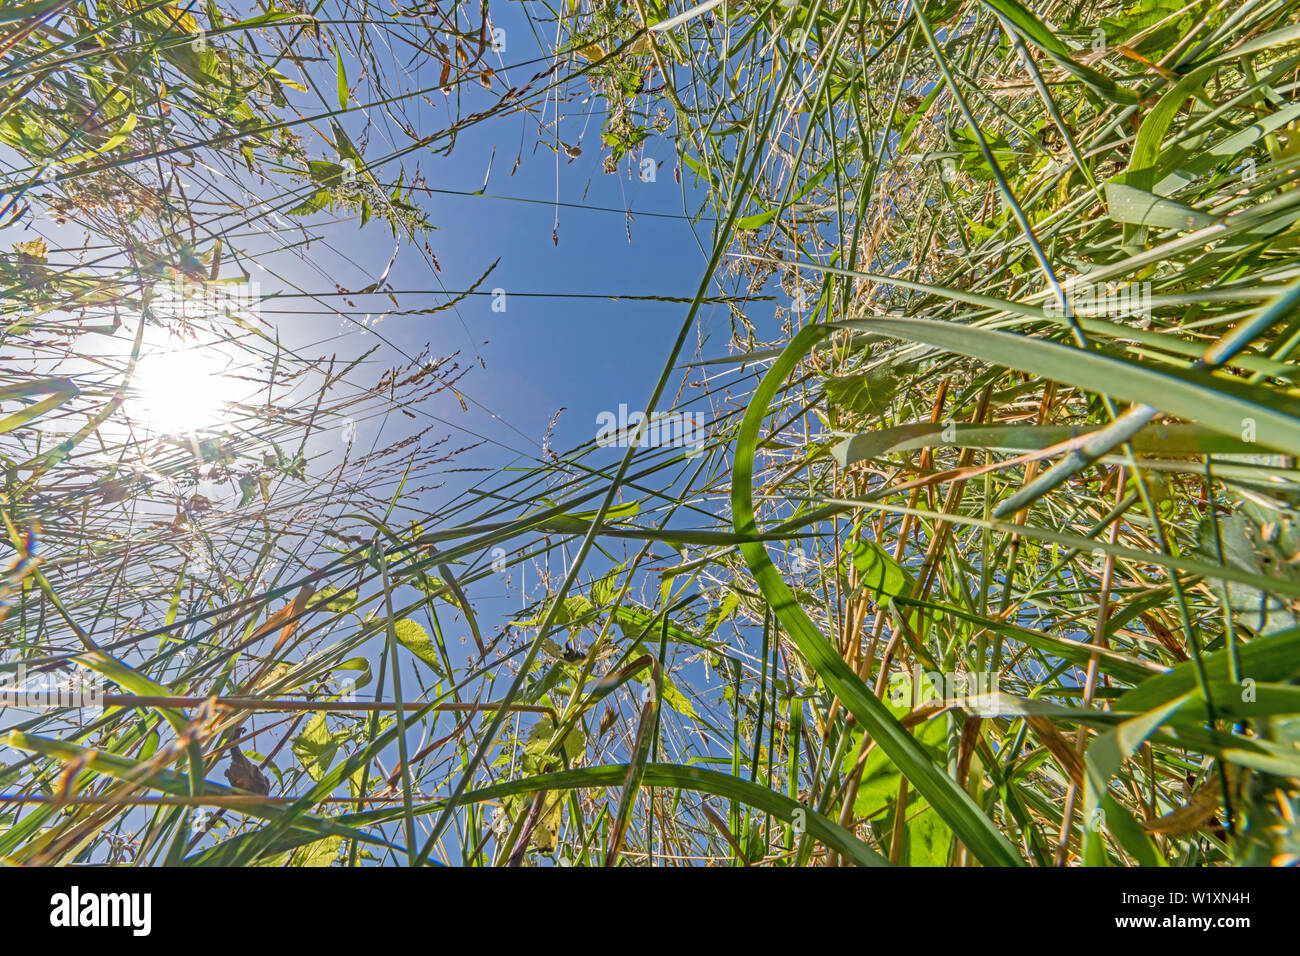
xmin=731 ymin=324 xmax=1024 ymax=867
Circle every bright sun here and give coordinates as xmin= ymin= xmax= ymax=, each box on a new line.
xmin=129 ymin=340 xmax=237 ymax=435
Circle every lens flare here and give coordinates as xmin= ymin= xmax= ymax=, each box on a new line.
xmin=129 ymin=342 xmax=235 ymax=434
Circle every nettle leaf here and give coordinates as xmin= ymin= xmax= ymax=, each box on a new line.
xmin=294 ymin=835 xmax=343 ymax=867
xmin=660 ymin=675 xmax=700 ymax=722
xmin=255 ymin=835 xmax=342 ymax=868
xmin=307 ymin=159 xmax=343 ymax=183
xmin=1099 ymin=0 xmax=1209 ymax=60
xmin=330 ymin=120 xmax=363 ymax=166
xmin=12 ymin=238 xmax=47 ymax=261
xmin=515 ymin=594 xmax=596 ymax=635
xmin=413 ymin=575 xmax=467 ymax=613
xmin=589 ymin=566 xmax=626 ymax=608
xmin=336 ymin=656 xmax=372 ymax=691
xmin=842 ymin=534 xmax=911 ymax=601
xmin=699 ymin=590 xmax=740 ymax=639
xmin=522 ymin=661 xmax=567 ymax=704
xmin=925 ymin=0 xmax=964 ymax=22
xmin=522 ymin=716 xmax=585 ymax=773
xmin=393 ymin=618 xmax=444 ymax=675
xmin=1196 ymin=496 xmax=1300 ymax=636
xmin=612 ymin=603 xmax=723 ymax=650
xmin=289 ymin=188 xmax=331 ymax=216
xmin=822 ymin=365 xmax=908 ymax=419
xmin=532 ymin=794 xmax=565 ymax=852
xmin=841 ymin=674 xmax=949 ymax=814
xmin=890 ymin=805 xmax=953 ymax=866
xmin=840 ymin=674 xmax=954 ymax=865
xmin=316 ymin=586 xmax=358 ymax=613
xmin=950 ymin=125 xmax=1022 ymax=181
xmin=292 ymin=714 xmax=350 ymax=782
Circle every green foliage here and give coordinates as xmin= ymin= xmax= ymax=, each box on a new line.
xmin=7 ymin=0 xmax=1300 ymax=869
xmin=392 ymin=619 xmax=445 ymax=677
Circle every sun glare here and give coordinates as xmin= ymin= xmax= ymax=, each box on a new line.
xmin=129 ymin=341 xmax=237 ymax=435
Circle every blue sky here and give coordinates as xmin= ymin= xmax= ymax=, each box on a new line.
xmin=281 ymin=4 xmax=730 ymax=477
xmin=0 ymin=1 xmax=796 ymax=863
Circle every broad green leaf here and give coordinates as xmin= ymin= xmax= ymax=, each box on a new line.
xmin=660 ymin=675 xmax=700 ymax=721
xmin=843 ymin=537 xmax=909 ymax=600
xmin=292 ymin=714 xmax=350 ymax=782
xmin=393 ymin=619 xmax=444 ymax=676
